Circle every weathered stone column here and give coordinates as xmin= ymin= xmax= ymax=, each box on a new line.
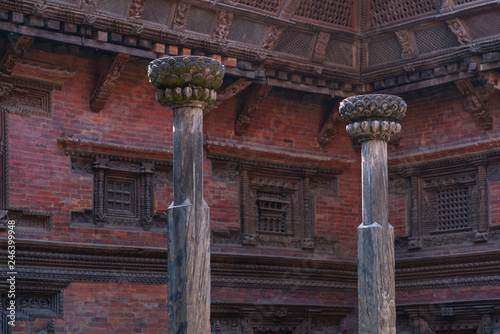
xmin=148 ymin=56 xmax=224 ymax=333
xmin=339 ymin=94 xmax=406 ymax=334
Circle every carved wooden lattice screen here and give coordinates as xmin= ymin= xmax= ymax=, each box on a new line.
xmin=238 ymin=0 xmax=283 ymax=13
xmin=436 ymin=186 xmax=470 ymax=232
xmin=370 ymin=0 xmax=440 ymax=26
xmin=294 ymin=0 xmax=353 ymax=27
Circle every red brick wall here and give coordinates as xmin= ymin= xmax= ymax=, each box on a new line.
xmin=12 ymin=282 xmax=168 ymax=334
xmin=8 ymin=49 xmax=170 ymax=247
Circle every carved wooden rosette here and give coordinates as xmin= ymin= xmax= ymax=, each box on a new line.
xmin=339 ymin=94 xmax=406 ymax=334
xmin=148 ymin=56 xmax=224 ymax=334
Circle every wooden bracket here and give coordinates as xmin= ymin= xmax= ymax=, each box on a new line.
xmin=455 ymin=79 xmax=493 ymax=130
xmin=234 ymin=84 xmax=271 ymax=136
xmin=0 ymin=35 xmax=34 ymax=75
xmin=480 ymin=71 xmax=500 ymax=90
xmin=317 ymin=100 xmax=342 ymax=147
xmin=90 ymin=54 xmax=129 ymax=113
xmin=205 ymin=78 xmax=252 ymax=115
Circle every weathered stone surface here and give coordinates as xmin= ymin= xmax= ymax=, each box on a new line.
xmin=358 ymin=223 xmax=396 ymax=334
xmin=340 ymin=94 xmax=405 ymax=334
xmin=148 ymin=56 xmax=224 ymax=106
xmin=149 ymin=56 xmax=224 ymax=334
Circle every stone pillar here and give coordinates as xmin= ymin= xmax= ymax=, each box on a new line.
xmin=339 ymin=94 xmax=407 ymax=334
xmin=148 ymin=56 xmax=224 ymax=334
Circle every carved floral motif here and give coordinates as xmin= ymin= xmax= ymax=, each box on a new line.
xmin=148 ymin=56 xmax=224 ymax=106
xmin=339 ymin=94 xmax=406 ymax=142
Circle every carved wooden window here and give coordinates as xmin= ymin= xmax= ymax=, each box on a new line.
xmin=391 ymin=161 xmax=489 ymax=250
xmin=435 ymin=186 xmax=470 ymax=232
xmin=67 ymin=154 xmax=170 ymax=231
xmin=105 ymin=176 xmax=137 ymax=218
xmin=256 ymin=190 xmax=289 ymax=234
xmin=209 ymin=152 xmax=341 ymax=252
xmin=420 ymin=172 xmax=478 ymax=236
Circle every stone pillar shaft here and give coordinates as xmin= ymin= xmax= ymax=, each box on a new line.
xmin=168 ymin=103 xmax=210 ymax=334
xmin=148 ymin=56 xmax=224 ymax=334
xmin=340 ymin=94 xmax=406 ymax=334
xmin=362 ymin=140 xmax=388 ymax=228
xmin=172 ymin=103 xmax=204 ymax=207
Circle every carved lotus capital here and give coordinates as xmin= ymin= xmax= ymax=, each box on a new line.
xmin=148 ymin=56 xmax=224 ymax=106
xmin=339 ymin=94 xmax=406 ymax=142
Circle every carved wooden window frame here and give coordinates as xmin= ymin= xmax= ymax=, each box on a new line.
xmin=70 ymin=156 xmax=167 ymax=231
xmin=60 ymin=138 xmax=172 ymax=232
xmin=209 ymin=153 xmax=341 ymax=252
xmin=391 ymin=159 xmax=490 ymax=250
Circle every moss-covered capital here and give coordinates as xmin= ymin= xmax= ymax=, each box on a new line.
xmin=148 ymin=56 xmax=224 ymax=106
xmin=339 ymin=94 xmax=406 ymax=142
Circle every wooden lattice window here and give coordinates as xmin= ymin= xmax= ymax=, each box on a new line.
xmin=436 ymin=187 xmax=470 ymax=232
xmin=392 ymin=162 xmax=490 ymax=250
xmin=105 ymin=176 xmax=137 ymax=217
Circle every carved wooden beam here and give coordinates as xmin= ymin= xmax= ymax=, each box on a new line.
xmin=455 ymin=79 xmax=493 ymax=130
xmin=234 ymin=84 xmax=271 ymax=136
xmin=89 ymin=54 xmax=129 ymax=113
xmin=480 ymin=71 xmax=500 ymax=90
xmin=0 ymin=35 xmax=34 ymax=75
xmin=204 ymin=78 xmax=252 ymax=115
xmin=317 ymin=100 xmax=341 ymax=147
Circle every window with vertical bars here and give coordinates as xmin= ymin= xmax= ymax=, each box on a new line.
xmin=256 ymin=190 xmax=289 ymax=234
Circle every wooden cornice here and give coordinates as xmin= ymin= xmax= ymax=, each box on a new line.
xmin=57 ymin=136 xmax=173 ymax=162
xmin=0 ymin=0 xmax=498 ymax=97
xmin=205 ymin=137 xmax=350 ymax=172
xmin=388 ymin=142 xmax=500 ymax=172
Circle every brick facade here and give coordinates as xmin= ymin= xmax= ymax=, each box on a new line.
xmin=1 ymin=0 xmax=500 ymax=333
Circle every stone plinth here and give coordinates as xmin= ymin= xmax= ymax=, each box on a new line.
xmin=148 ymin=56 xmax=224 ymax=334
xmin=339 ymin=94 xmax=406 ymax=334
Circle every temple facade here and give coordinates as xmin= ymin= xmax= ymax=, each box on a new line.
xmin=0 ymin=0 xmax=500 ymax=333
